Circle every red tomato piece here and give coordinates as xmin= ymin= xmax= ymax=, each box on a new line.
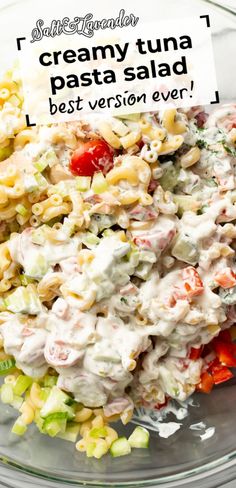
xmin=69 ymin=139 xmax=114 ymax=177
xmin=189 ymin=346 xmax=203 ymax=361
xmin=196 ymin=372 xmax=214 ymax=393
xmin=211 ymin=364 xmax=234 ymax=384
xmin=214 ymin=268 xmax=236 ymax=289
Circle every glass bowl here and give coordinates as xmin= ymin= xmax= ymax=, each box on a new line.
xmin=0 ymin=0 xmax=235 ymax=486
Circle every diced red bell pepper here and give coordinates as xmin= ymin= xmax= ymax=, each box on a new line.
xmin=214 ymin=268 xmax=236 ymax=289
xmin=189 ymin=346 xmax=203 ymax=360
xmin=196 ymin=372 xmax=214 ymax=393
xmin=177 ymin=266 xmax=204 ymax=299
xmin=214 ymin=341 xmax=236 ymax=367
xmin=211 ymin=364 xmax=234 ymax=385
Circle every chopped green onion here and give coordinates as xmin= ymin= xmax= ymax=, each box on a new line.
xmin=91 ymin=172 xmax=108 ymax=194
xmin=0 ymin=358 xmax=16 ymax=376
xmin=128 ymin=426 xmax=150 ymax=448
xmin=13 ymin=375 xmax=32 ymax=396
xmin=76 ymin=176 xmax=91 ymax=192
xmin=110 ymin=437 xmax=131 ymax=457
xmin=11 ymin=417 xmax=27 ymax=436
xmin=1 ymin=383 xmax=14 ymax=403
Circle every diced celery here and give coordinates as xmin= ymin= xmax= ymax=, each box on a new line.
xmin=134 ymin=262 xmax=152 ymax=280
xmin=5 ymin=286 xmax=43 ymax=314
xmin=57 ymin=422 xmax=80 ymax=443
xmin=45 ymin=149 xmax=58 ymax=167
xmin=43 ymin=375 xmax=58 ymax=388
xmin=25 ymin=255 xmax=48 ymax=279
xmin=0 ymin=358 xmax=16 ymax=376
xmin=93 ymin=440 xmax=108 ymax=459
xmin=15 ymin=204 xmax=28 ymax=217
xmin=139 ymin=250 xmax=156 ymax=263
xmin=117 ymin=113 xmax=140 ymax=121
xmin=34 ymin=172 xmax=48 ymax=189
xmin=43 ymin=411 xmax=68 ymax=425
xmin=11 ymin=417 xmax=27 ymax=436
xmin=42 ymin=412 xmax=68 ymax=437
xmin=219 ymin=286 xmax=236 ymax=305
xmin=173 ymin=195 xmax=201 ymax=217
xmin=31 ymin=228 xmax=45 ymax=246
xmin=86 ymin=441 xmax=97 ymax=458
xmin=19 ymin=274 xmax=34 ymax=286
xmin=110 ymin=437 xmax=131 ymax=457
xmin=34 ymin=150 xmax=57 ymax=172
xmin=202 ymin=178 xmax=218 ymax=188
xmin=40 ymin=386 xmax=75 ymax=420
xmin=159 ymin=166 xmax=179 ymax=191
xmin=39 ymin=387 xmax=51 ymax=403
xmin=128 ymin=426 xmax=150 ymax=448
xmin=13 ymin=375 xmax=33 ymax=396
xmin=24 ymin=174 xmax=39 ymax=193
xmin=34 ymin=160 xmax=49 ymax=173
xmin=91 ymin=172 xmax=108 ymax=194
xmin=89 ymin=427 xmax=108 ymax=439
xmin=171 ymin=234 xmax=199 ymax=265
xmin=11 ymin=395 xmax=24 ymax=410
xmin=33 ymin=408 xmax=44 ymax=433
xmin=102 ymin=229 xmax=114 ymax=237
xmin=81 ymin=233 xmax=100 ymax=248
xmin=76 ymin=176 xmax=91 ymax=192
xmin=1 ymin=383 xmax=14 ymax=404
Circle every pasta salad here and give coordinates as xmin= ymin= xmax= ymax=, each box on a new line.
xmin=0 ymin=69 xmax=236 ymax=459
